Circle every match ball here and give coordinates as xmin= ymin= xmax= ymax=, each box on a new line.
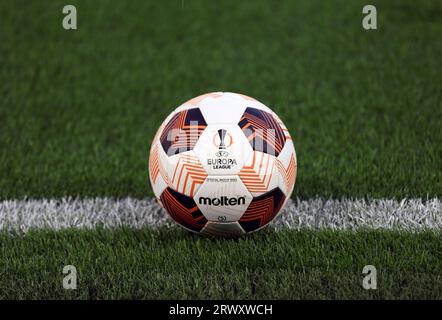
xmin=149 ymin=92 xmax=297 ymax=236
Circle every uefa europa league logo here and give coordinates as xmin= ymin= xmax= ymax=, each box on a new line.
xmin=214 ymin=129 xmax=232 ymax=157
xmin=218 ymin=129 xmax=227 ymax=150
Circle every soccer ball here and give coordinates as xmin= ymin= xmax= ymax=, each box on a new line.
xmin=149 ymin=92 xmax=297 ymax=237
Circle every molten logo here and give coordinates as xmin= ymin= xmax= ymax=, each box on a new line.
xmin=198 ymin=196 xmax=246 ymax=206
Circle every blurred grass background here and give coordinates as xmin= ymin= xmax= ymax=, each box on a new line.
xmin=0 ymin=0 xmax=441 ymax=199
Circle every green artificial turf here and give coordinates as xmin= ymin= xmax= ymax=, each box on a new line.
xmin=0 ymin=0 xmax=441 ymax=200
xmin=0 ymin=228 xmax=440 ymax=299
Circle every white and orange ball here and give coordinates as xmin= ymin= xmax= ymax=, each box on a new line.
xmin=148 ymin=92 xmax=297 ymax=237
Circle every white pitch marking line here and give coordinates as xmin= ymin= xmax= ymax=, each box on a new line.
xmin=0 ymin=198 xmax=441 ymax=233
